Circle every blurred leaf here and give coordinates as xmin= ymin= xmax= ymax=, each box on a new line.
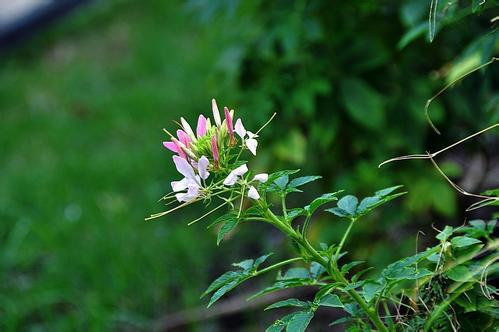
xmin=265 ymin=298 xmax=310 ymax=310
xmin=318 ymin=294 xmax=343 ymax=308
xmin=286 ymin=311 xmax=314 ymax=332
xmin=340 ymin=78 xmax=384 ymax=130
xmin=304 ymin=191 xmax=342 ymax=216
xmin=446 ymin=265 xmax=471 ymax=282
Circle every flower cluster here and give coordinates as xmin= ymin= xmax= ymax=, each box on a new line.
xmin=161 ymin=99 xmax=267 ymax=204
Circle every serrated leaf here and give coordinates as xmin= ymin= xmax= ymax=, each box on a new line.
xmin=265 ymin=298 xmax=310 ymax=310
xmin=202 ymin=271 xmax=241 ymax=297
xmin=248 ymin=278 xmax=315 ymax=300
xmin=436 ymin=225 xmax=454 ymax=241
xmin=337 ymin=195 xmax=358 ymax=215
xmin=286 ymin=311 xmax=314 ymax=332
xmin=451 ymin=236 xmax=481 ymax=248
xmin=318 ymin=294 xmax=343 ymax=308
xmin=288 ymin=176 xmax=322 ymax=188
xmin=217 ymin=216 xmax=240 ymax=245
xmin=304 ymin=191 xmax=342 ymax=216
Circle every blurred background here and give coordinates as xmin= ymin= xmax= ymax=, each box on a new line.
xmin=0 ymin=0 xmax=497 ymax=330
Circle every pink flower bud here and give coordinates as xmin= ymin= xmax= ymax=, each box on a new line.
xmin=197 ymin=114 xmax=207 ymax=138
xmin=177 ymin=129 xmax=191 ymax=148
xmin=211 ymin=135 xmax=219 ymax=167
xmin=163 ymin=141 xmax=178 ymax=153
xmin=224 ymin=107 xmax=234 ymax=145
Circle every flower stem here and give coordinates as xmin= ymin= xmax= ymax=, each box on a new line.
xmin=334 ymin=218 xmax=356 ymax=260
xmin=261 ymin=205 xmax=388 ymax=332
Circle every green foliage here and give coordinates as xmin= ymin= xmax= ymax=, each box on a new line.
xmin=326 ymin=186 xmax=406 ymax=219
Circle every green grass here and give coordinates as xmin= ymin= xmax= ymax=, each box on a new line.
xmin=0 ymin=1 xmax=247 ymax=329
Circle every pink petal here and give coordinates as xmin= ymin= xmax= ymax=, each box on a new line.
xmin=197 ymin=115 xmax=207 ymax=137
xmin=171 ymin=178 xmax=189 ymax=192
xmin=163 ymin=141 xmax=178 ymax=153
xmin=177 ymin=129 xmax=191 ymax=148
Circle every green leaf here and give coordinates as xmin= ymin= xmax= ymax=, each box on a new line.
xmin=207 ymin=213 xmax=236 ymax=229
xmin=375 ymin=185 xmax=404 ymax=197
xmin=304 ymin=191 xmax=342 ymax=216
xmin=275 ymin=175 xmax=289 ymax=189
xmin=446 ymin=265 xmax=471 ymax=282
xmin=340 ymin=78 xmax=385 ymax=130
xmin=202 ymin=271 xmax=241 ymax=297
xmin=436 ymin=225 xmax=454 ymax=241
xmin=337 ymin=195 xmax=358 ymax=215
xmin=266 ymin=313 xmax=295 ymax=332
xmin=288 ymin=176 xmax=322 ymax=188
xmin=284 ymin=267 xmax=310 ymax=279
xmin=208 ymin=279 xmax=240 ymax=307
xmin=325 ymin=207 xmax=350 ymax=218
xmin=362 ymin=281 xmax=382 ymax=303
xmin=310 ymin=262 xmax=326 ymax=279
xmin=254 ymin=253 xmax=273 ymax=269
xmin=329 ymin=317 xmax=354 ymax=326
xmin=318 ymin=294 xmax=343 ymax=308
xmin=343 ymin=281 xmax=364 ymax=291
xmin=217 ymin=216 xmax=240 ymax=245
xmin=287 ymin=208 xmax=306 ymax=221
xmin=232 ymin=259 xmax=254 ymax=270
xmin=451 ymin=236 xmax=481 ymax=248
xmin=286 ymin=311 xmax=314 ymax=332
xmin=265 ymin=298 xmax=310 ymax=310
xmin=341 ymin=261 xmax=365 ymax=274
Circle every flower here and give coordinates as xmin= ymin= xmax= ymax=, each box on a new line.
xmin=247 ymin=186 xmax=260 ymax=200
xmin=252 ymin=173 xmax=268 ymax=183
xmin=233 ymin=118 xmax=258 ymax=155
xmin=223 ymin=164 xmax=248 ymax=186
xmin=171 ymin=155 xmax=210 ymax=202
xmin=211 ymin=135 xmax=219 ymax=166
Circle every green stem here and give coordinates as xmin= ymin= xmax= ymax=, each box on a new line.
xmin=281 ymin=195 xmax=288 ymax=220
xmin=255 ymin=257 xmax=304 ymax=277
xmin=261 ymin=205 xmax=388 ymax=332
xmin=334 ymin=218 xmax=356 ymax=260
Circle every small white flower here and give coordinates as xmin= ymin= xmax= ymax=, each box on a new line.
xmin=223 ymin=164 xmax=248 ymax=186
xmin=171 ymin=155 xmax=207 ymax=202
xmin=197 ymin=156 xmax=210 ymax=180
xmin=247 ymin=186 xmax=260 ymax=200
xmin=252 ymin=173 xmax=268 ymax=183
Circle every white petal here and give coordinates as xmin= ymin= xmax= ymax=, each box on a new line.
xmin=197 ymin=156 xmax=210 ymax=180
xmin=246 ymin=138 xmax=258 ymax=155
xmin=173 ymin=156 xmax=196 ymax=180
xmin=223 ymin=172 xmax=238 ymax=186
xmin=247 ymin=131 xmax=258 ymax=139
xmin=233 ymin=164 xmax=248 ymax=176
xmin=171 ymin=178 xmax=189 ymax=192
xmin=247 ymin=186 xmax=260 ymax=200
xmin=180 ymin=117 xmax=196 ymax=141
xmin=234 ymin=118 xmax=246 ymax=139
xmin=212 ymin=99 xmax=222 ymax=127
xmin=252 ymin=173 xmax=268 ymax=183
